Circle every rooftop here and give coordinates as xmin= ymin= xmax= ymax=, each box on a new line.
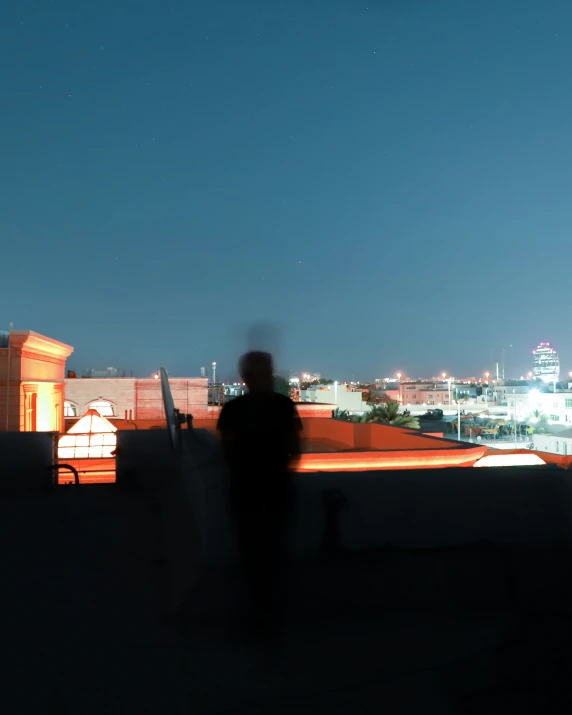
xmin=4 ymin=456 xmax=572 ymax=712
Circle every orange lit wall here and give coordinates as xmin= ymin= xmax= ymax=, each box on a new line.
xmin=58 ymin=458 xmax=116 ymax=485
xmin=296 ymin=447 xmax=485 ymax=471
xmin=300 ymin=419 xmax=470 ymax=452
xmin=293 ymin=403 xmax=335 ymax=419
xmin=0 ymin=331 xmax=73 ymax=432
xmin=199 ymin=416 xmax=486 ymax=471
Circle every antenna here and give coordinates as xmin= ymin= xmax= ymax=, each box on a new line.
xmin=160 ymin=366 xmax=187 ymax=453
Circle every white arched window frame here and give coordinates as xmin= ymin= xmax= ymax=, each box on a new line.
xmin=64 ymin=401 xmax=78 ymax=417
xmin=88 ymin=399 xmax=116 ymax=417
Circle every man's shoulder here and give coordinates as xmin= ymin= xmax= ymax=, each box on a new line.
xmin=273 ymin=392 xmax=294 ymax=404
xmin=217 ymin=395 xmax=245 ymax=428
xmin=272 ymin=393 xmax=297 ymax=409
xmin=272 ymin=394 xmax=302 ymax=422
xmin=223 ymin=395 xmax=245 ymax=408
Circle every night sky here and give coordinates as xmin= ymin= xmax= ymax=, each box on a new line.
xmin=2 ymin=0 xmax=571 ymax=381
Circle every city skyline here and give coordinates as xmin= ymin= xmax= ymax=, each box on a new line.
xmin=2 ymin=1 xmax=571 ymax=376
xmin=60 ymin=335 xmax=570 ymax=385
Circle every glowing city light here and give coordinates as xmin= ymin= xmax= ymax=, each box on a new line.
xmin=474 ymin=454 xmax=547 ymax=468
xmin=58 ymin=409 xmax=117 ymax=459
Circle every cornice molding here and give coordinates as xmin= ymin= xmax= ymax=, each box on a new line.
xmin=10 ymin=331 xmax=74 ymax=360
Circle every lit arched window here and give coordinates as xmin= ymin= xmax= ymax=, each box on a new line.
xmin=64 ymin=401 xmax=78 ymax=417
xmin=88 ymin=400 xmax=116 ymax=417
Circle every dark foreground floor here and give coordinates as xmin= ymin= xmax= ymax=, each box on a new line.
xmin=2 ymin=485 xmax=572 ymax=714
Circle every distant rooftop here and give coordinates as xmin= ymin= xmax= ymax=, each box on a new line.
xmin=81 ymin=368 xmax=127 ymax=378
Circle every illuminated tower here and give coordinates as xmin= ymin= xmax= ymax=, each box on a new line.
xmin=532 ymin=342 xmax=560 ymax=383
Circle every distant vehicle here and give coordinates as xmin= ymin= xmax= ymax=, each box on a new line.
xmin=421 ymin=408 xmax=443 ymax=419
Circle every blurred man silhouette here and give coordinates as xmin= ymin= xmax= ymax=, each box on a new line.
xmin=217 ymin=351 xmax=302 ymax=644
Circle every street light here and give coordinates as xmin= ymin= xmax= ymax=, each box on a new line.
xmin=484 ymin=372 xmax=490 ymax=402
xmin=396 ymin=372 xmax=402 ymax=381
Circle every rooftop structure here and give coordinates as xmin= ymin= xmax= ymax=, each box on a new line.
xmin=80 ymin=367 xmax=127 ymax=378
xmin=0 ymin=329 xmax=74 ymax=432
xmin=3 ymin=400 xmax=572 ymax=711
xmin=58 ymin=408 xmax=117 ymax=459
xmin=299 ymin=382 xmax=367 ymax=414
xmin=65 ymin=375 xmax=213 ymax=421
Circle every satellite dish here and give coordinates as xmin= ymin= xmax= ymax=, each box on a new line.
xmin=160 ymin=366 xmax=182 ymax=453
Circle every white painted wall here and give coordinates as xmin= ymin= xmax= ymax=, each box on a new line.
xmin=300 ymin=385 xmax=367 ymax=414
xmin=533 ymin=431 xmax=572 ymax=456
xmin=529 ymin=392 xmax=572 ymax=425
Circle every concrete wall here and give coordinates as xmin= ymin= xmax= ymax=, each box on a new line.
xmin=300 ymin=385 xmax=366 ymax=413
xmin=122 ymin=429 xmax=572 ymax=562
xmin=0 ymin=432 xmax=57 ymax=489
xmin=114 ymin=426 xmax=572 ymax=613
xmin=0 ymin=347 xmax=22 ymax=431
xmin=533 ymin=432 xmax=572 ymax=456
xmin=65 ymin=377 xmax=210 ymax=420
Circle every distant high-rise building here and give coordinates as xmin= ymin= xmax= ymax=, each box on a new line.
xmin=532 ymin=342 xmax=560 ymax=383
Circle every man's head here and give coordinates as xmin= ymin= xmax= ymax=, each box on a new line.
xmin=239 ymin=351 xmax=274 ymax=393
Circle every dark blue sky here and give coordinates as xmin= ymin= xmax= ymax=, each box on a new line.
xmin=2 ymin=0 xmax=570 ymax=381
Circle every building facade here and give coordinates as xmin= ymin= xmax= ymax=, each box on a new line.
xmin=64 ymin=376 xmax=212 ymax=421
xmin=299 ymin=383 xmax=367 ymax=414
xmin=400 ymin=382 xmax=451 ymax=406
xmin=533 ymin=427 xmax=572 ymax=456
xmin=0 ymin=330 xmax=74 ymax=432
xmin=492 ymin=380 xmax=532 ymax=409
xmin=527 ymin=390 xmax=572 ymax=425
xmin=532 ymin=342 xmax=560 ymax=383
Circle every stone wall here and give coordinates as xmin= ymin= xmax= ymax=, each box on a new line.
xmin=65 ymin=377 xmax=211 ymax=420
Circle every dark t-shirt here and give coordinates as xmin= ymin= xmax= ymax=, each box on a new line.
xmin=217 ymin=392 xmax=302 ymax=508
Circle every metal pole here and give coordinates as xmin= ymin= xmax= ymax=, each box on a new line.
xmin=5 ymin=322 xmax=12 ymax=431
xmin=514 ymin=420 xmax=517 ymax=449
xmin=457 ymin=400 xmax=461 ymax=441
